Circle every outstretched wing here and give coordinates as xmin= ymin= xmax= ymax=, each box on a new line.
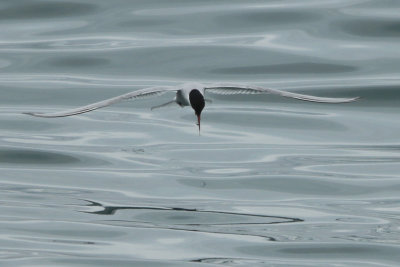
xmin=24 ymin=86 xmax=177 ymax=118
xmin=204 ymin=84 xmax=359 ymax=103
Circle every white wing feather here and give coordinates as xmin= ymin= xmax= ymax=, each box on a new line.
xmin=24 ymin=83 xmax=359 ymax=118
xmin=24 ymin=86 xmax=176 ymax=118
xmin=205 ymin=84 xmax=359 ymax=103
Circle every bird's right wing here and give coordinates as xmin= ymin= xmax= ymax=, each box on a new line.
xmin=204 ymin=84 xmax=359 ymax=103
xmin=24 ymin=86 xmax=177 ymax=118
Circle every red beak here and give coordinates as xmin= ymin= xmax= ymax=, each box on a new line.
xmin=197 ymin=114 xmax=201 ymax=133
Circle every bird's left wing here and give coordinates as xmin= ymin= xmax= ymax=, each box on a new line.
xmin=204 ymin=84 xmax=359 ymax=103
xmin=24 ymin=86 xmax=177 ymax=118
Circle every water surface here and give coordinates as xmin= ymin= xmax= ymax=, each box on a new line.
xmin=1 ymin=0 xmax=400 ymax=266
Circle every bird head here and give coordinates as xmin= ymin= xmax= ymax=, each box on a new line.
xmin=189 ymin=89 xmax=205 ymax=132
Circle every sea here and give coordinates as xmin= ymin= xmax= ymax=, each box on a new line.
xmin=0 ymin=0 xmax=400 ymax=266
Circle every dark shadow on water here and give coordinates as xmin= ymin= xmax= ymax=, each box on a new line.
xmin=49 ymin=57 xmax=110 ymax=68
xmin=217 ymin=10 xmax=321 ymax=28
xmin=236 ymin=243 xmax=396 ymax=260
xmin=0 ymin=148 xmax=110 ymax=166
xmin=339 ymin=18 xmax=400 ymax=38
xmin=191 ymin=257 xmax=267 ymax=265
xmin=281 ymin=246 xmax=375 ymax=254
xmin=1 ymin=119 xmax=56 ymax=131
xmin=213 ymin=62 xmax=357 ymax=75
xmin=119 ymin=18 xmax=174 ymax=28
xmin=81 ymin=200 xmax=303 ymax=240
xmin=0 ymin=2 xmax=97 ymax=20
xmin=0 ymin=148 xmax=80 ymax=164
xmin=83 ymin=200 xmax=302 ymax=224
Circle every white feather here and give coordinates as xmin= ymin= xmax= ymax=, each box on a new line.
xmin=23 ymin=83 xmax=359 ymax=118
xmin=204 ymin=83 xmax=359 ymax=103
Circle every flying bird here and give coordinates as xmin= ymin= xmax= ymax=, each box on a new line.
xmin=24 ymin=83 xmax=359 ymax=132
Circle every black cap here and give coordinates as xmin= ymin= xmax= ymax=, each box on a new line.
xmin=189 ymin=89 xmax=205 ymax=116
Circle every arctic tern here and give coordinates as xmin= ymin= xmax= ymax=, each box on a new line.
xmin=24 ymin=83 xmax=359 ymax=132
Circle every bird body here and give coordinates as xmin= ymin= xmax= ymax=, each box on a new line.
xmin=174 ymin=83 xmax=204 ymax=106
xmin=175 ymin=88 xmax=191 ymax=107
xmin=24 ymin=83 xmax=359 ymax=132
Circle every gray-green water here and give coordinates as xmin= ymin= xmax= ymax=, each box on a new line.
xmin=1 ymin=0 xmax=400 ymax=266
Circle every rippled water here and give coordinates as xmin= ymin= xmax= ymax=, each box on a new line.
xmin=1 ymin=0 xmax=400 ymax=266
